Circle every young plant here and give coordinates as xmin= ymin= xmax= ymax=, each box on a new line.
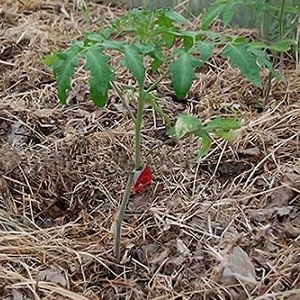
xmin=44 ymin=8 xmax=279 ymax=261
xmin=202 ymin=0 xmax=299 ymax=105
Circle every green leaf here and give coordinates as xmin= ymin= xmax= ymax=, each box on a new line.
xmin=164 ymin=9 xmax=189 ymax=24
xmin=85 ymin=47 xmax=115 ymax=107
xmin=202 ymin=2 xmax=227 ymax=30
xmin=196 ymin=41 xmax=215 ymax=63
xmin=52 ymin=47 xmax=79 ymax=104
xmin=253 ymin=0 xmax=264 ymax=14
xmin=166 ymin=126 xmax=175 ymax=136
xmin=267 ymin=39 xmax=296 ymax=52
xmin=175 ymin=114 xmax=202 ymax=139
xmin=84 ymin=32 xmax=104 ymax=43
xmin=43 ymin=53 xmax=59 ymax=67
xmin=223 ymin=43 xmax=263 ymax=89
xmin=123 ymin=45 xmax=145 ymax=87
xmin=221 ymin=2 xmax=236 ymax=26
xmin=249 ymin=47 xmax=284 ymax=81
xmin=162 ymin=32 xmax=176 ymax=48
xmin=169 ymin=53 xmax=201 ymax=99
xmin=101 ymin=40 xmax=125 ymax=50
xmin=151 ymin=58 xmax=163 ymax=73
xmin=205 ymin=118 xmax=241 ymax=131
xmin=214 ymin=128 xmax=241 ymax=141
xmin=248 ymin=41 xmax=268 ymax=48
xmin=195 ymin=130 xmax=212 ymax=158
xmin=183 ymin=35 xmax=194 ymax=50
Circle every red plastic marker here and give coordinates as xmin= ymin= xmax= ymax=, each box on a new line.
xmin=132 ymin=165 xmax=153 ymax=194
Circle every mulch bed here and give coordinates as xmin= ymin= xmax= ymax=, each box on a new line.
xmin=0 ymin=0 xmax=299 ymax=299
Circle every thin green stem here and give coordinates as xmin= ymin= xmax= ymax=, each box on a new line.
xmin=145 ymin=70 xmax=169 ymax=93
xmin=111 ymin=82 xmax=136 ymax=124
xmin=134 ymin=88 xmax=145 ymax=170
xmin=114 ymin=87 xmax=145 ymax=262
xmin=114 ymin=170 xmax=135 ymax=262
xmin=278 ymin=0 xmax=286 ymax=40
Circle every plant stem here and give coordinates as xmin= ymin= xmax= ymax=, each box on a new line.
xmin=111 ymin=82 xmax=136 ymax=124
xmin=145 ymin=70 xmax=169 ymax=93
xmin=114 ymin=170 xmax=135 ymax=261
xmin=134 ymin=89 xmax=145 ymax=170
xmin=263 ymin=71 xmax=272 ymax=107
xmin=278 ymin=0 xmax=286 ymax=40
xmin=114 ymin=88 xmax=145 ymax=262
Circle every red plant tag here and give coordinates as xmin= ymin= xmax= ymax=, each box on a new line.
xmin=133 ymin=165 xmax=153 ymax=194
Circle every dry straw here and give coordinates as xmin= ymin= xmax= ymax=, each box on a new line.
xmin=0 ymin=0 xmax=299 ymax=298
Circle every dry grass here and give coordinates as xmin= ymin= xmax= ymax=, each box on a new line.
xmin=0 ymin=0 xmax=299 ymax=299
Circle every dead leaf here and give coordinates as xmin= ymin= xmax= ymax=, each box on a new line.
xmin=164 ymin=255 xmax=186 ymax=275
xmin=269 ymin=187 xmax=295 ymax=207
xmin=247 ymin=206 xmax=295 ymax=223
xmin=281 ymin=224 xmax=300 ymax=239
xmin=216 ymin=246 xmax=257 ymax=285
xmin=176 ymin=238 xmax=190 ymax=256
xmin=9 ymin=289 xmax=24 ymax=300
xmin=239 ymin=147 xmax=261 ymax=157
xmin=37 ymin=266 xmax=68 ymax=288
xmin=286 ymin=173 xmax=300 ymax=189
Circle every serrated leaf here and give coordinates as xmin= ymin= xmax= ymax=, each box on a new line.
xmin=202 ymin=2 xmax=227 ymax=30
xmin=249 ymin=41 xmax=268 ymax=48
xmin=162 ymin=32 xmax=176 ymax=48
xmin=169 ymin=53 xmax=201 ymax=99
xmin=164 ymin=9 xmax=189 ymax=24
xmin=221 ymin=2 xmax=236 ymax=26
xmin=232 ymin=36 xmax=247 ymax=44
xmin=196 ymin=41 xmax=215 ymax=63
xmin=52 ymin=47 xmax=79 ymax=104
xmin=195 ymin=130 xmax=212 ymax=158
xmin=101 ymin=40 xmax=125 ymax=50
xmin=249 ymin=47 xmax=284 ymax=81
xmin=84 ymin=32 xmax=104 ymax=43
xmin=215 ymin=128 xmax=241 ymax=141
xmin=136 ymin=44 xmax=156 ymax=55
xmin=123 ymin=45 xmax=145 ymax=87
xmin=267 ymin=39 xmax=296 ymax=52
xmin=151 ymin=58 xmax=163 ymax=73
xmin=166 ymin=126 xmax=175 ymax=136
xmin=223 ymin=43 xmax=263 ymax=89
xmin=206 ymin=118 xmax=241 ymax=131
xmin=183 ymin=35 xmax=194 ymax=50
xmin=175 ymin=114 xmax=202 ymax=139
xmin=43 ymin=53 xmax=59 ymax=67
xmin=85 ymin=47 xmax=115 ymax=107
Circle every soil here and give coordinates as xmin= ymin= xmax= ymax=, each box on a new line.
xmin=0 ymin=0 xmax=299 ymax=299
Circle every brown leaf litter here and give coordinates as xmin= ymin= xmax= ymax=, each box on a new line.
xmin=0 ymin=0 xmax=299 ymax=299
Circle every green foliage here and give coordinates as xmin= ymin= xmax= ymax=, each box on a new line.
xmin=168 ymin=52 xmax=201 ymax=99
xmin=45 ymin=7 xmax=285 ymax=261
xmin=202 ymin=0 xmax=299 ymax=106
xmin=123 ymin=45 xmax=145 ymax=87
xmin=85 ymin=47 xmax=115 ymax=107
xmin=44 ymin=8 xmax=281 ymax=112
xmin=44 ymin=46 xmax=79 ymax=104
xmin=172 ymin=114 xmax=241 ymax=157
xmin=223 ymin=42 xmax=263 ymax=88
xmin=202 ymin=0 xmax=299 ymax=54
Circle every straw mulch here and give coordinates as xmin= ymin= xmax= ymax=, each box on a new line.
xmin=0 ymin=0 xmax=299 ymax=299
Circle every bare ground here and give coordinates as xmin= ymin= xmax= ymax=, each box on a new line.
xmin=0 ymin=0 xmax=300 ymax=299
